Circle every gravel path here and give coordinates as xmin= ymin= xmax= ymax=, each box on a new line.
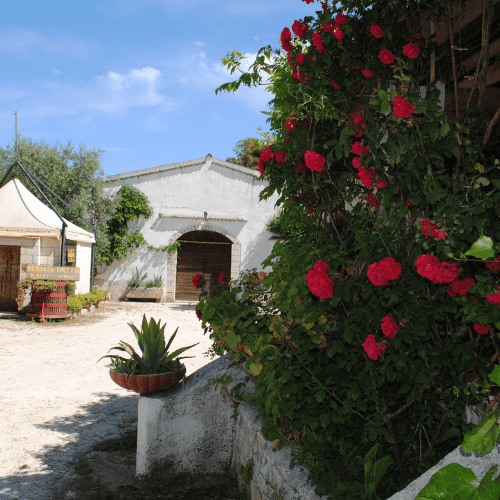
xmin=0 ymin=300 xmax=221 ymax=500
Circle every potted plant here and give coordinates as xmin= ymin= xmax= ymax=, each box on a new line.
xmin=125 ymin=268 xmax=164 ymax=302
xmin=97 ymin=314 xmax=199 ymax=394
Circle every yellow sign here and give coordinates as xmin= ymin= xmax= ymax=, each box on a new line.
xmin=67 ymin=248 xmax=76 ymax=263
xmin=22 ymin=264 xmax=80 ymax=281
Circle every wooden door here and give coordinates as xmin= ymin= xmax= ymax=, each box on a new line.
xmin=0 ymin=245 xmax=21 ymax=312
xmin=175 ymin=231 xmax=231 ymax=301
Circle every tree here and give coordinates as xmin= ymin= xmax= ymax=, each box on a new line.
xmin=197 ymin=0 xmax=500 ymax=498
xmin=0 ymin=136 xmax=115 ymax=272
xmin=225 ymin=133 xmax=274 ymax=170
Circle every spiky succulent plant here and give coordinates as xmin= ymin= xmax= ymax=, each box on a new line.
xmin=98 ymin=314 xmax=199 ymax=376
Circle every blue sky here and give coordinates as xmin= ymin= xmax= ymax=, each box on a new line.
xmin=0 ymin=0 xmax=320 ymax=178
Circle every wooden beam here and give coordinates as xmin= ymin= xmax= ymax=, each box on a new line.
xmin=460 ymin=37 xmax=500 ymax=72
xmin=458 ymin=60 xmax=500 ymax=87
xmin=419 ymin=0 xmax=500 ymax=46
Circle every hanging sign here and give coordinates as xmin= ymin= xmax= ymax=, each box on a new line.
xmin=66 ymin=247 xmax=76 ymax=263
xmin=22 ymin=264 xmax=80 ymax=281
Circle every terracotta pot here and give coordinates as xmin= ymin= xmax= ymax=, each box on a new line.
xmin=109 ymin=364 xmax=186 ymax=394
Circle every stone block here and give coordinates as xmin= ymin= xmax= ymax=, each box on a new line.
xmin=136 ymin=353 xmax=256 ymax=478
xmin=125 ymin=286 xmax=164 ymax=302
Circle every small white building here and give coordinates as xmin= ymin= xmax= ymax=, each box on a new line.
xmin=0 ymin=177 xmax=95 ymax=312
xmin=96 ymin=154 xmax=281 ymax=302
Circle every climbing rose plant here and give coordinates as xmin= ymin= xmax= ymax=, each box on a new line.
xmin=200 ymin=0 xmax=500 ymax=497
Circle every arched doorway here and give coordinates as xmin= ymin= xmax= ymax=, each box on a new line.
xmin=175 ymin=230 xmax=232 ymax=301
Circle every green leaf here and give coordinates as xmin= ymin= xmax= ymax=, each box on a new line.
xmin=440 ymin=122 xmax=450 ymax=136
xmin=464 ymin=236 xmax=495 ymax=260
xmin=389 ymin=88 xmax=397 ymax=100
xmin=489 ymin=365 xmax=500 ymax=386
xmin=381 ymin=102 xmax=390 ymax=115
xmin=378 ymin=90 xmax=388 ymax=101
xmin=461 ymin=409 xmax=500 ymax=455
xmin=416 ymin=463 xmax=500 ymax=500
xmin=474 ymin=177 xmax=490 ymax=188
xmin=316 ymin=389 xmax=326 ymax=403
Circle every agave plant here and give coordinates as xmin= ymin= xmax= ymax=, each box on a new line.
xmin=98 ymin=314 xmax=199 ymax=377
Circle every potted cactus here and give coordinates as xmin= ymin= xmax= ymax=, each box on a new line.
xmin=98 ymin=314 xmax=199 ymax=394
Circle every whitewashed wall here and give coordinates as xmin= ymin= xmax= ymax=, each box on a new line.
xmin=94 ymin=155 xmax=282 ymax=301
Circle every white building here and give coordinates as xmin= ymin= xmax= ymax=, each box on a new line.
xmin=0 ymin=177 xmax=95 ymax=312
xmin=95 ymin=154 xmax=282 ymax=302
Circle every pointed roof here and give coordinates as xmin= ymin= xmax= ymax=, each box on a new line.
xmin=0 ymin=177 xmax=95 ymax=243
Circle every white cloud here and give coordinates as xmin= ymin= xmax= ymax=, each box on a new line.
xmin=0 ymin=27 xmax=92 ymax=57
xmin=89 ymin=67 xmax=167 ymax=115
xmin=196 ymin=41 xmax=205 ymax=47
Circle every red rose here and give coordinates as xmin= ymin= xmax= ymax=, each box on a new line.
xmin=381 ymin=315 xmax=399 ymax=340
xmin=366 ymin=193 xmax=378 ymax=207
xmin=330 ymin=80 xmax=340 ymax=89
xmin=487 ymin=292 xmax=500 ymax=305
xmin=258 ymin=159 xmax=265 ymax=174
xmin=474 ymin=323 xmax=492 ymax=335
xmin=351 ymin=142 xmax=370 ymax=156
xmin=218 ymin=271 xmax=226 ymax=284
xmin=312 ymin=32 xmax=324 ymax=52
xmin=196 ymin=310 xmax=202 ymax=319
xmin=321 ymin=20 xmax=334 ymax=32
xmin=260 ymin=145 xmax=274 ymax=162
xmin=295 ymin=156 xmax=306 ymax=173
xmin=352 ymin=157 xmax=365 ymax=169
xmin=434 ymin=262 xmax=460 ymax=284
xmin=306 ymin=259 xmax=334 ymax=299
xmin=370 ymin=24 xmax=384 ymax=38
xmin=378 ymin=48 xmax=395 ymax=65
xmin=281 ymin=27 xmax=291 ymax=42
xmin=403 ymin=42 xmax=420 ymax=59
xmin=304 ymin=0 xmax=314 ymax=3
xmin=486 ymin=256 xmax=500 ymax=270
xmin=358 ymin=168 xmax=374 ymax=188
xmin=415 ymin=254 xmax=439 ymax=281
xmin=333 ymin=27 xmax=344 ymax=40
xmin=336 ymin=13 xmax=347 ymax=25
xmin=363 ymin=334 xmax=387 ymax=361
xmin=353 ymin=114 xmax=366 ymax=137
xmin=292 ymin=20 xmax=307 ymax=38
xmin=296 ymin=53 xmax=305 ymax=65
xmin=449 ymin=277 xmax=475 ymax=296
xmin=367 ymin=257 xmax=402 ymax=286
xmin=362 ymin=69 xmax=374 ymax=77
xmin=471 ymin=296 xmax=478 ymax=304
xmin=393 ymin=95 xmax=414 ymax=118
xmin=192 ymin=274 xmax=203 ymax=287
xmin=276 ymin=151 xmax=287 ymax=163
xmin=304 ymin=150 xmax=326 ymax=172
xmin=376 ymin=181 xmax=388 ymax=188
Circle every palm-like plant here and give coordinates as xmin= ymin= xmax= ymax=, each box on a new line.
xmin=98 ymin=314 xmax=199 ymax=377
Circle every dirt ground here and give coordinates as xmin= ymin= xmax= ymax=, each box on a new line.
xmin=0 ymin=299 xmax=226 ymax=500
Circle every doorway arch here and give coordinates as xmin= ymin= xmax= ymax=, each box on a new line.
xmin=165 ymin=225 xmax=241 ymax=302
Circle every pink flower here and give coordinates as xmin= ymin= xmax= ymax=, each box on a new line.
xmin=474 ymin=323 xmax=492 ymax=335
xmin=276 ymin=151 xmax=287 ymax=163
xmin=192 ymin=274 xmax=203 ymax=287
xmin=378 ymin=48 xmax=396 ymax=65
xmin=260 ymin=145 xmax=274 ymax=163
xmin=312 ymin=32 xmax=324 ymax=52
xmin=304 ymin=150 xmax=326 ymax=172
xmin=393 ymin=95 xmax=414 ymax=118
xmin=381 ymin=315 xmax=399 ymax=340
xmin=362 ymin=69 xmax=374 ymax=77
xmin=363 ymin=334 xmax=387 ymax=361
xmin=292 ymin=20 xmax=307 ymax=38
xmin=370 ymin=24 xmax=384 ymax=38
xmin=306 ymin=259 xmax=334 ymax=299
xmin=367 ymin=257 xmax=402 ymax=286
xmin=403 ymin=42 xmax=420 ymax=59
xmin=218 ymin=271 xmax=226 ymax=284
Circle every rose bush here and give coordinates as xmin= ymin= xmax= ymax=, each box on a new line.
xmin=207 ymin=0 xmax=500 ymax=498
